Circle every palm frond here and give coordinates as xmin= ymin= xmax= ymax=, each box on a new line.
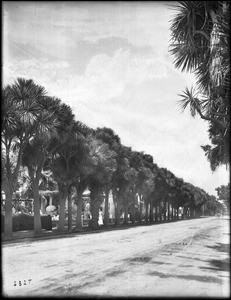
xmin=178 ymin=86 xmax=201 ymax=117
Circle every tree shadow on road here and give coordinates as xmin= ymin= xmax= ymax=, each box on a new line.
xmin=206 ymin=242 xmax=230 ymax=254
xmin=194 ymin=242 xmax=230 ymax=273
xmin=200 ymin=258 xmax=230 ymax=272
xmin=147 ymin=270 xmax=223 ymax=284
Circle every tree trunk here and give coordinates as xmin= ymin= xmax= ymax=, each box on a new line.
xmin=167 ymin=200 xmax=170 ymax=221
xmin=182 ymin=207 xmax=185 ymax=219
xmin=145 ymin=199 xmax=149 ymax=223
xmin=4 ymin=187 xmax=14 ymax=237
xmin=115 ymin=190 xmax=122 ymax=226
xmin=58 ymin=190 xmax=67 ymax=232
xmin=67 ymin=192 xmax=72 ymax=231
xmin=163 ymin=199 xmax=166 ymax=221
xmin=150 ymin=198 xmax=154 ymax=223
xmin=171 ymin=204 xmax=174 ymax=221
xmin=155 ymin=204 xmax=158 ymax=222
xmin=139 ymin=198 xmax=143 ymax=223
xmin=89 ymin=189 xmax=101 ymax=229
xmin=124 ymin=196 xmax=129 ymax=225
xmin=176 ymin=207 xmax=179 ymax=220
xmin=130 ymin=192 xmax=136 ymax=224
xmin=75 ymin=191 xmax=83 ymax=231
xmin=33 ymin=182 xmax=41 ymax=235
xmin=104 ymin=189 xmax=109 ymax=226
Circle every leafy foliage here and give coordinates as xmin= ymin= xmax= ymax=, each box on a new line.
xmin=169 ymin=1 xmax=230 ymax=171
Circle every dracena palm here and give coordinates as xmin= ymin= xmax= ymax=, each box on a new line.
xmin=1 ymin=78 xmax=46 ymax=237
xmin=86 ymin=135 xmax=117 ymax=229
xmin=94 ymin=127 xmax=121 ymax=226
xmin=22 ymin=96 xmax=75 ymax=235
xmin=112 ymin=145 xmax=131 ymax=226
xmin=169 ymin=1 xmax=230 ymax=170
xmin=136 ymin=153 xmax=156 ymax=223
xmin=49 ymin=121 xmax=91 ymax=232
xmin=125 ymin=150 xmax=151 ymax=224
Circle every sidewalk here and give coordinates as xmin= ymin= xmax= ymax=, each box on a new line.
xmin=1 ymin=217 xmax=212 ymax=245
xmin=1 ymin=221 xmax=154 ymax=244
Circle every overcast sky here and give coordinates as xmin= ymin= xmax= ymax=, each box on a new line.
xmin=3 ymin=1 xmax=229 ymax=196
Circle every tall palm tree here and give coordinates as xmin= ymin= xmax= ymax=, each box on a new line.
xmin=22 ymin=96 xmax=75 ymax=235
xmin=1 ymin=78 xmax=46 ymax=237
xmin=86 ymin=136 xmax=117 ymax=229
xmin=169 ymin=1 xmax=230 ymax=170
xmin=94 ymin=127 xmax=121 ymax=226
xmin=49 ymin=121 xmax=91 ymax=232
xmin=112 ymin=145 xmax=131 ymax=226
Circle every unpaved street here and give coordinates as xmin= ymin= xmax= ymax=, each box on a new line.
xmin=2 ymin=216 xmax=230 ymax=297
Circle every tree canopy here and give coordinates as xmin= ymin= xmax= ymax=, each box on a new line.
xmin=169 ymin=1 xmax=230 ymax=171
xmin=2 ymin=77 xmax=225 ymax=235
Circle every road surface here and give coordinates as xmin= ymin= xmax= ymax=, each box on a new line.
xmin=2 ymin=216 xmax=230 ymax=297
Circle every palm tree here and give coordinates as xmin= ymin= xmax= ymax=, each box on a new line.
xmin=49 ymin=121 xmax=91 ymax=232
xmin=137 ymin=154 xmax=156 ymax=223
xmin=94 ymin=127 xmax=122 ymax=226
xmin=1 ymin=78 xmax=46 ymax=237
xmin=22 ymin=96 xmax=75 ymax=235
xmin=112 ymin=146 xmax=131 ymax=226
xmin=86 ymin=136 xmax=117 ymax=229
xmin=169 ymin=1 xmax=230 ymax=170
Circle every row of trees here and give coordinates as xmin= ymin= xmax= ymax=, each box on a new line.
xmin=2 ymin=78 xmax=223 ymax=237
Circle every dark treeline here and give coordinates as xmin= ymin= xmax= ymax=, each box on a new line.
xmin=2 ymin=78 xmax=224 ymax=237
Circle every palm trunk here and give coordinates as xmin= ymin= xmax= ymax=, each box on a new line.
xmin=28 ymin=164 xmax=43 ymax=235
xmin=104 ymin=189 xmax=109 ymax=226
xmin=33 ymin=182 xmax=41 ymax=235
xmin=139 ymin=198 xmax=143 ymax=223
xmin=124 ymin=196 xmax=129 ymax=225
xmin=154 ymin=204 xmax=158 ymax=222
xmin=58 ymin=190 xmax=67 ymax=232
xmin=145 ymin=199 xmax=149 ymax=223
xmin=150 ymin=199 xmax=154 ymax=223
xmin=130 ymin=193 xmax=136 ymax=224
xmin=67 ymin=192 xmax=72 ymax=231
xmin=76 ymin=191 xmax=83 ymax=230
xmin=4 ymin=187 xmax=14 ymax=237
xmin=89 ymin=189 xmax=101 ymax=229
xmin=163 ymin=199 xmax=166 ymax=221
xmin=167 ymin=200 xmax=170 ymax=221
xmin=115 ymin=190 xmax=122 ymax=226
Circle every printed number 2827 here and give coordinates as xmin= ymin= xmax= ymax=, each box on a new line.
xmin=14 ymin=279 xmax=32 ymax=287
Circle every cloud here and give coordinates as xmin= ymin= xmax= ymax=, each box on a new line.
xmin=4 ymin=1 xmax=172 ymax=61
xmin=83 ymin=49 xmax=168 ymax=102
xmin=4 ymin=47 xmax=168 ymax=103
xmin=3 ymin=57 xmax=70 ymax=88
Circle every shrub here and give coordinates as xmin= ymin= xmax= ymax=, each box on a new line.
xmin=1 ymin=214 xmax=52 ymax=232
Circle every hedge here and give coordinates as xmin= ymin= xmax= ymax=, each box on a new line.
xmin=1 ymin=214 xmax=52 ymax=232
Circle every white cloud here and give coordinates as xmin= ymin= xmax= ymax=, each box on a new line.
xmin=84 ymin=49 xmax=168 ymax=101
xmin=3 ymin=57 xmax=70 ymax=87
xmin=3 ymin=48 xmax=168 ymax=104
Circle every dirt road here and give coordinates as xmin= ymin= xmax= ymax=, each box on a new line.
xmin=2 ymin=216 xmax=230 ymax=297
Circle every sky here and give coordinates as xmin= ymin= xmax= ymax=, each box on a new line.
xmin=2 ymin=1 xmax=230 ymax=196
